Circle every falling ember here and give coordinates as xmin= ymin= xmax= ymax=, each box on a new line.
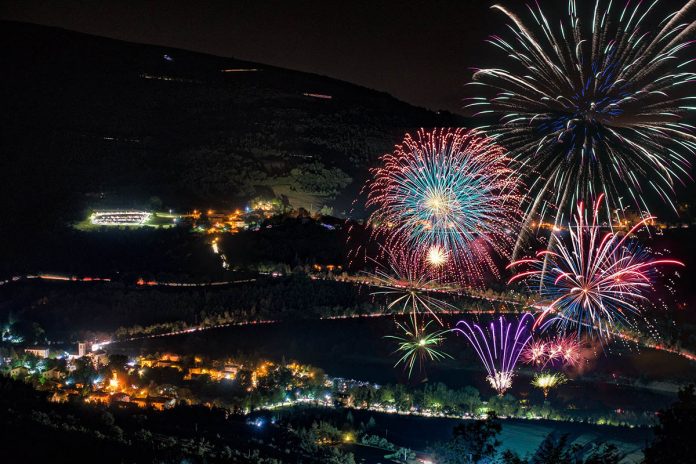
xmin=366 ymin=248 xmax=459 ymax=325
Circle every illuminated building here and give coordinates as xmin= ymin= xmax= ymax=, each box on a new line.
xmin=44 ymin=367 xmax=65 ymax=381
xmin=24 ymin=347 xmax=50 ymax=358
xmin=10 ymin=366 xmax=29 ymax=379
xmin=132 ymin=396 xmax=175 ymax=411
xmin=78 ymin=342 xmax=91 ymax=357
xmin=90 ymin=210 xmax=151 ymax=226
xmin=85 ymin=391 xmax=110 ymax=404
xmin=86 ymin=350 xmax=109 ymax=368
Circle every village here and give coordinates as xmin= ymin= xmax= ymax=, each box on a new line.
xmin=1 ymin=345 xmax=336 ymax=413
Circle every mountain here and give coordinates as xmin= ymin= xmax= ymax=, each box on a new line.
xmin=0 ymin=20 xmax=466 ymax=233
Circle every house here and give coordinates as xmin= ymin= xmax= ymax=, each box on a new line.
xmin=85 ymin=391 xmax=110 ymax=404
xmin=223 ymin=364 xmax=240 ymax=378
xmin=10 ymin=366 xmax=29 ymax=378
xmin=139 ymin=355 xmax=157 ymax=368
xmin=43 ymin=367 xmax=65 ymax=381
xmin=24 ymin=347 xmax=50 ymax=358
xmin=132 ymin=395 xmax=175 ymax=411
xmin=49 ymin=391 xmax=69 ymax=403
xmin=155 ymin=359 xmax=182 ymax=371
xmin=146 ymin=396 xmax=176 ymax=411
xmin=87 ymin=350 xmax=109 ymax=368
xmin=111 ymin=392 xmax=131 ymax=403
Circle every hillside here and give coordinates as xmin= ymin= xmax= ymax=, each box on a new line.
xmin=0 ymin=21 xmax=465 ymax=235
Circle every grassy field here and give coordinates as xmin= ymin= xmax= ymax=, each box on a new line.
xmin=258 ymin=178 xmax=331 ymax=212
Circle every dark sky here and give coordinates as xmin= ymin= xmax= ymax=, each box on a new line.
xmin=0 ymin=0 xmax=500 ymax=113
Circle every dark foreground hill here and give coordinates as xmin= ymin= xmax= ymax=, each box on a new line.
xmin=1 ymin=20 xmax=465 ymax=234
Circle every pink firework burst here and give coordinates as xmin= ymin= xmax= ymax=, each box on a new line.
xmin=522 ymin=336 xmax=582 ymax=369
xmin=508 ymin=194 xmax=684 ymax=341
xmin=521 ymin=339 xmax=548 ymax=366
xmin=546 ymin=336 xmax=582 ymax=368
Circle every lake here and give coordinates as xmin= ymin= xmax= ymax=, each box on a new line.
xmin=113 ymin=315 xmax=695 ymax=412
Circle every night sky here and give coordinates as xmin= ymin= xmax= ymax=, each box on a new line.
xmin=1 ymin=0 xmax=690 ymax=113
xmin=0 ymin=0 xmax=500 ymax=113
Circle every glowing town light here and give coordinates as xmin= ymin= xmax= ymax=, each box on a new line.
xmin=90 ymin=211 xmax=151 ymax=226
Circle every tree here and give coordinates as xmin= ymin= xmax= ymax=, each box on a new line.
xmin=487 ymin=393 xmax=518 ymax=417
xmin=503 ymin=435 xmax=622 ymax=464
xmin=584 ymin=443 xmax=620 ymax=464
xmin=644 ymin=384 xmax=696 ymax=464
xmin=501 ymin=450 xmax=529 ymax=464
xmin=430 ymin=412 xmax=501 ymax=464
xmin=107 ymin=354 xmax=128 ymax=371
xmin=100 ymin=411 xmax=115 ymax=427
xmin=366 ymin=416 xmax=376 ymax=430
xmin=9 ymin=321 xmax=46 ymax=345
xmin=530 ymin=433 xmax=577 ymax=464
xmin=460 ymin=386 xmax=482 ymax=415
xmin=236 ymin=369 xmax=254 ymax=390
xmin=71 ymin=357 xmax=97 ymax=385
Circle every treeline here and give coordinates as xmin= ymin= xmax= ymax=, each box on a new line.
xmin=220 ymin=219 xmax=348 ymax=269
xmin=0 ymin=218 xmax=350 ymax=280
xmin=0 ymin=226 xmax=220 ymax=277
xmin=344 ymin=381 xmax=655 ymax=427
xmin=430 ymin=385 xmax=696 ymax=464
xmin=4 ymin=275 xmax=376 ymax=340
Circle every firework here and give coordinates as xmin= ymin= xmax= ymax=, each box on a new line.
xmin=426 ymin=245 xmax=449 ymax=268
xmin=454 ymin=313 xmax=534 ymax=395
xmin=532 ymin=372 xmax=568 ymax=399
xmin=522 ymin=336 xmax=582 ymax=369
xmin=367 ymin=128 xmax=522 ymax=285
xmin=551 ymin=336 xmax=582 ymax=368
xmin=385 ymin=316 xmax=452 ymax=378
xmin=509 ymin=194 xmax=684 ymax=340
xmin=367 ymin=248 xmax=459 ymax=325
xmin=470 ymin=0 xmax=696 ymax=234
xmin=521 ymin=339 xmax=548 ymax=366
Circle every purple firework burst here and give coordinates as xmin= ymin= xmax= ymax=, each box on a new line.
xmin=454 ymin=313 xmax=535 ymax=395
